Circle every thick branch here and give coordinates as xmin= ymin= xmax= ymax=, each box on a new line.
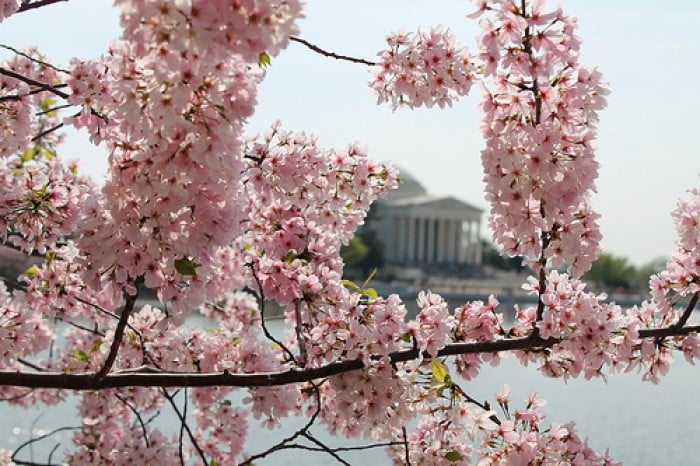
xmin=3 ymin=324 xmax=700 ymax=390
xmin=290 ymin=36 xmax=377 ymax=66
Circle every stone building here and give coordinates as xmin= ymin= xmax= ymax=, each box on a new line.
xmin=367 ymin=169 xmax=483 ymax=276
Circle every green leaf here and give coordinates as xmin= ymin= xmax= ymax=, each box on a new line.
xmin=91 ymin=338 xmax=103 ymax=353
xmin=23 ymin=265 xmax=38 ymax=279
xmin=174 ymin=257 xmax=200 ymax=276
xmin=258 ymin=52 xmax=271 ymax=68
xmin=20 ymin=147 xmax=36 ymax=163
xmin=361 ymin=287 xmax=378 ymax=300
xmin=71 ymin=349 xmax=89 ymax=363
xmin=431 ymin=358 xmax=448 ymax=384
xmin=284 ymin=250 xmax=297 ymax=264
xmin=45 ymin=251 xmax=56 ymax=267
xmin=210 ymin=459 xmax=219 ymax=466
xmin=340 ymin=279 xmax=360 ymax=290
xmin=444 ymin=450 xmax=463 ymax=462
xmin=361 ymin=267 xmax=377 ymax=289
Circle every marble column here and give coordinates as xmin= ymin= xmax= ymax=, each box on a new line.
xmin=426 ymin=218 xmax=435 ymax=263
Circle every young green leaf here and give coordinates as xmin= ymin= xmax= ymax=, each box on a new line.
xmin=444 ymin=450 xmax=463 ymax=462
xmin=340 ymin=279 xmax=360 ymax=290
xmin=258 ymin=52 xmax=271 ymax=68
xmin=431 ymin=358 xmax=448 ymax=383
xmin=174 ymin=257 xmax=200 ymax=276
xmin=361 ymin=287 xmax=378 ymax=300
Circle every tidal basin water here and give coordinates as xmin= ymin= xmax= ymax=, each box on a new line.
xmin=2 ymin=317 xmax=700 ymax=465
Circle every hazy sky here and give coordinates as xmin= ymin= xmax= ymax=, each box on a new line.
xmin=1 ymin=0 xmax=698 ymax=266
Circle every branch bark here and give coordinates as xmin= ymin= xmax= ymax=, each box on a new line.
xmin=290 ymin=36 xmax=377 ymax=66
xmin=2 ymin=323 xmax=698 ymax=390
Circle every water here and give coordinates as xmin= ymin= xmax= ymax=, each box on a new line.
xmin=2 ymin=318 xmax=700 ymax=465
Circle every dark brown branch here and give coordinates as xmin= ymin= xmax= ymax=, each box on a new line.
xmin=290 ymin=36 xmax=377 ymax=66
xmin=94 ymin=283 xmax=140 ymax=380
xmin=3 ymin=323 xmax=700 ymax=390
xmin=32 ymin=120 xmax=65 ymax=141
xmin=673 ymin=292 xmax=699 ymax=329
xmin=17 ymin=0 xmax=69 ymax=13
xmin=0 ymin=67 xmax=69 ymax=99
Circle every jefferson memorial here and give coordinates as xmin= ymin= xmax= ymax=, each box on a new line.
xmin=368 ymin=169 xmax=483 ymax=274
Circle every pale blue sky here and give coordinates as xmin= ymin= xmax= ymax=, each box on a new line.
xmin=1 ymin=1 xmax=698 ymax=266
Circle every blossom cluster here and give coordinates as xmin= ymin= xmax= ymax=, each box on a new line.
xmin=649 ymin=189 xmax=700 ymax=316
xmin=478 ymin=387 xmax=619 ymax=465
xmin=474 ymin=0 xmax=609 ymax=276
xmin=0 ymin=0 xmax=699 ymax=465
xmin=73 ymin=1 xmax=305 ymax=314
xmin=239 ymin=122 xmax=398 ymax=364
xmin=370 ymin=26 xmax=477 ymax=109
xmin=0 ymin=50 xmax=94 ymax=254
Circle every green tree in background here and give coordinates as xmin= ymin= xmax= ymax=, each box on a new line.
xmin=341 ymin=207 xmax=384 ymax=277
xmin=584 ymin=252 xmax=637 ymax=291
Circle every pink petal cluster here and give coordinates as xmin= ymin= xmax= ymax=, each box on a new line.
xmin=474 ymin=0 xmax=608 ymax=276
xmin=649 ymin=189 xmax=700 ymax=315
xmin=480 ymin=389 xmax=619 ymax=465
xmin=74 ymin=1 xmax=305 ymax=314
xmin=371 ymin=26 xmax=477 ymax=109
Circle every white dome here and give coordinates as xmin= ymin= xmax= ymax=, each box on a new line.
xmin=386 ymin=167 xmax=427 ymax=200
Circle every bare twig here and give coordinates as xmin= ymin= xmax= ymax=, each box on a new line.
xmin=0 ymin=67 xmax=69 ymax=99
xmin=17 ymin=0 xmax=69 ymax=13
xmin=161 ymin=388 xmax=208 ymax=466
xmin=115 ymin=392 xmax=150 ymax=448
xmin=673 ymin=292 xmax=699 ymax=329
xmin=290 ymin=36 xmax=377 ymax=66
xmin=0 ymin=44 xmax=70 ymax=74
xmin=11 ymin=426 xmax=79 ymax=466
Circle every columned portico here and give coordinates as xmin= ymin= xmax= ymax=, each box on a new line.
xmin=360 ymin=167 xmax=483 ymax=271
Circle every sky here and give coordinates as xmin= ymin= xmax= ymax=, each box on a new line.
xmin=1 ymin=0 xmax=698 ymax=267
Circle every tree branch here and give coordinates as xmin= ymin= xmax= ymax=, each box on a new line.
xmin=17 ymin=0 xmax=69 ymax=13
xmin=673 ymin=292 xmax=699 ymax=329
xmin=0 ymin=67 xmax=69 ymax=99
xmin=94 ymin=282 xmax=140 ymax=380
xmin=3 ymin=323 xmax=700 ymax=390
xmin=0 ymin=44 xmax=70 ymax=74
xmin=290 ymin=36 xmax=377 ymax=66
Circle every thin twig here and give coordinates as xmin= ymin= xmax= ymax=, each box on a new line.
xmin=10 ymin=426 xmax=79 ymax=466
xmin=17 ymin=0 xmax=69 ymax=13
xmin=0 ymin=67 xmax=69 ymax=99
xmin=161 ymin=388 xmax=208 ymax=466
xmin=290 ymin=36 xmax=377 ymax=66
xmin=115 ymin=393 xmax=150 ymax=448
xmin=300 ymin=432 xmax=351 ymax=466
xmin=0 ymin=44 xmax=70 ymax=74
xmin=673 ymin=292 xmax=699 ymax=329
xmin=249 ymin=264 xmax=298 ymax=364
